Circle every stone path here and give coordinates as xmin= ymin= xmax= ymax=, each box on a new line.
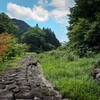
xmin=0 ymin=56 xmax=62 ymax=100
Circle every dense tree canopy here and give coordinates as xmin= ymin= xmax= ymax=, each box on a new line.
xmin=68 ymin=0 xmax=100 ymax=57
xmin=0 ymin=13 xmax=19 ymax=35
xmin=22 ymin=25 xmax=60 ymax=52
xmin=22 ymin=25 xmax=46 ymax=52
xmin=12 ymin=19 xmax=30 ymax=38
xmin=43 ymin=28 xmax=61 ymax=47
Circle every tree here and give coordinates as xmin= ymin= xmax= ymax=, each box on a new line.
xmin=12 ymin=18 xmax=30 ymax=40
xmin=43 ymin=28 xmax=61 ymax=47
xmin=21 ymin=25 xmax=61 ymax=52
xmin=67 ymin=0 xmax=100 ymax=56
xmin=0 ymin=32 xmax=27 ymax=61
xmin=0 ymin=13 xmax=19 ymax=35
xmin=21 ymin=25 xmax=46 ymax=52
xmin=0 ymin=32 xmax=18 ymax=61
xmin=0 ymin=33 xmax=10 ymax=61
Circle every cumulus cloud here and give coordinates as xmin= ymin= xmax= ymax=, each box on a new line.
xmin=49 ymin=0 xmax=75 ymax=24
xmin=32 ymin=5 xmax=49 ymax=22
xmin=7 ymin=0 xmax=75 ymax=24
xmin=7 ymin=2 xmax=49 ymax=22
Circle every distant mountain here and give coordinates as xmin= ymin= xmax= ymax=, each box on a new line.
xmin=0 ymin=13 xmax=19 ymax=34
xmin=0 ymin=12 xmax=61 ymax=51
xmin=12 ymin=19 xmax=31 ymax=36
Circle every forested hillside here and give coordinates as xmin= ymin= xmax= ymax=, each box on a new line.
xmin=12 ymin=18 xmax=31 ymax=38
xmin=0 ymin=12 xmax=60 ymax=53
xmin=0 ymin=13 xmax=19 ymax=36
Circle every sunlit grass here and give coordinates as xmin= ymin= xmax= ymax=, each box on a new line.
xmin=38 ymin=51 xmax=100 ymax=100
xmin=0 ymin=56 xmax=23 ymax=72
xmin=25 ymin=52 xmax=37 ymax=56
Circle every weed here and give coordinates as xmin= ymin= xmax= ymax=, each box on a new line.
xmin=37 ymin=51 xmax=100 ymax=100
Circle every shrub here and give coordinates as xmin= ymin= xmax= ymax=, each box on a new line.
xmin=0 ymin=32 xmax=27 ymax=61
xmin=15 ymin=43 xmax=27 ymax=56
xmin=0 ymin=32 xmax=12 ymax=61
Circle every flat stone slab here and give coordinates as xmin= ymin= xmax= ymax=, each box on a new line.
xmin=15 ymin=89 xmax=34 ymax=99
xmin=0 ymin=84 xmax=6 ymax=89
xmin=0 ymin=91 xmax=14 ymax=99
xmin=7 ymin=84 xmax=17 ymax=91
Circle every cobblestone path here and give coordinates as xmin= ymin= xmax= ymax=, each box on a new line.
xmin=0 ymin=56 xmax=62 ymax=100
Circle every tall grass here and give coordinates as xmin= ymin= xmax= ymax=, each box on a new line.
xmin=0 ymin=56 xmax=23 ymax=72
xmin=38 ymin=50 xmax=100 ymax=100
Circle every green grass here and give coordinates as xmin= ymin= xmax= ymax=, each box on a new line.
xmin=0 ymin=56 xmax=23 ymax=72
xmin=38 ymin=51 xmax=100 ymax=100
xmin=2 ymin=51 xmax=99 ymax=99
xmin=0 ymin=52 xmax=38 ymax=72
xmin=25 ymin=52 xmax=37 ymax=56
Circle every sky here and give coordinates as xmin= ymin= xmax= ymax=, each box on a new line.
xmin=0 ymin=0 xmax=75 ymax=42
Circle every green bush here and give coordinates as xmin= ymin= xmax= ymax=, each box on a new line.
xmin=15 ymin=43 xmax=27 ymax=56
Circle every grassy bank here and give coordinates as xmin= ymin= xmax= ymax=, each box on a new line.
xmin=0 ymin=52 xmax=37 ymax=72
xmin=0 ymin=56 xmax=23 ymax=72
xmin=38 ymin=50 xmax=100 ymax=100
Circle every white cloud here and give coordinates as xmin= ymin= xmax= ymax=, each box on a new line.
xmin=7 ymin=0 xmax=75 ymax=24
xmin=38 ymin=0 xmax=48 ymax=6
xmin=32 ymin=5 xmax=49 ymax=22
xmin=7 ymin=2 xmax=49 ymax=22
xmin=49 ymin=0 xmax=75 ymax=24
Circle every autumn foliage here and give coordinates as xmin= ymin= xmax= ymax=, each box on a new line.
xmin=0 ymin=32 xmax=17 ymax=61
xmin=0 ymin=33 xmax=9 ymax=60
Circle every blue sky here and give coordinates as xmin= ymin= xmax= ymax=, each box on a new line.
xmin=0 ymin=0 xmax=75 ymax=42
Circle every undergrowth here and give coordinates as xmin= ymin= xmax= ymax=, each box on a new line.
xmin=38 ymin=50 xmax=100 ymax=100
xmin=0 ymin=56 xmax=23 ymax=72
xmin=0 ymin=52 xmax=37 ymax=72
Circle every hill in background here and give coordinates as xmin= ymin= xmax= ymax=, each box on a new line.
xmin=0 ymin=12 xmax=61 ymax=52
xmin=12 ymin=18 xmax=31 ymax=37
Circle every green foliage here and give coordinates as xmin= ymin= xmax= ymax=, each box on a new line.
xmin=43 ymin=28 xmax=61 ymax=47
xmin=0 ymin=13 xmax=60 ymax=52
xmin=68 ymin=0 xmax=100 ymax=56
xmin=0 ymin=13 xmax=31 ymax=42
xmin=0 ymin=13 xmax=19 ymax=35
xmin=12 ymin=19 xmax=30 ymax=34
xmin=22 ymin=25 xmax=60 ymax=53
xmin=12 ymin=18 xmax=30 ymax=40
xmin=44 ymin=43 xmax=55 ymax=51
xmin=38 ymin=51 xmax=100 ymax=100
xmin=21 ymin=26 xmax=46 ymax=53
xmin=67 ymin=52 xmax=78 ymax=61
xmin=0 ymin=56 xmax=23 ymax=72
xmin=0 ymin=33 xmax=20 ymax=61
xmin=0 ymin=32 xmax=27 ymax=61
xmin=93 ymin=60 xmax=100 ymax=68
xmin=6 ymin=43 xmax=27 ymax=60
xmin=6 ymin=35 xmax=18 ymax=59
xmin=14 ymin=43 xmax=27 ymax=56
